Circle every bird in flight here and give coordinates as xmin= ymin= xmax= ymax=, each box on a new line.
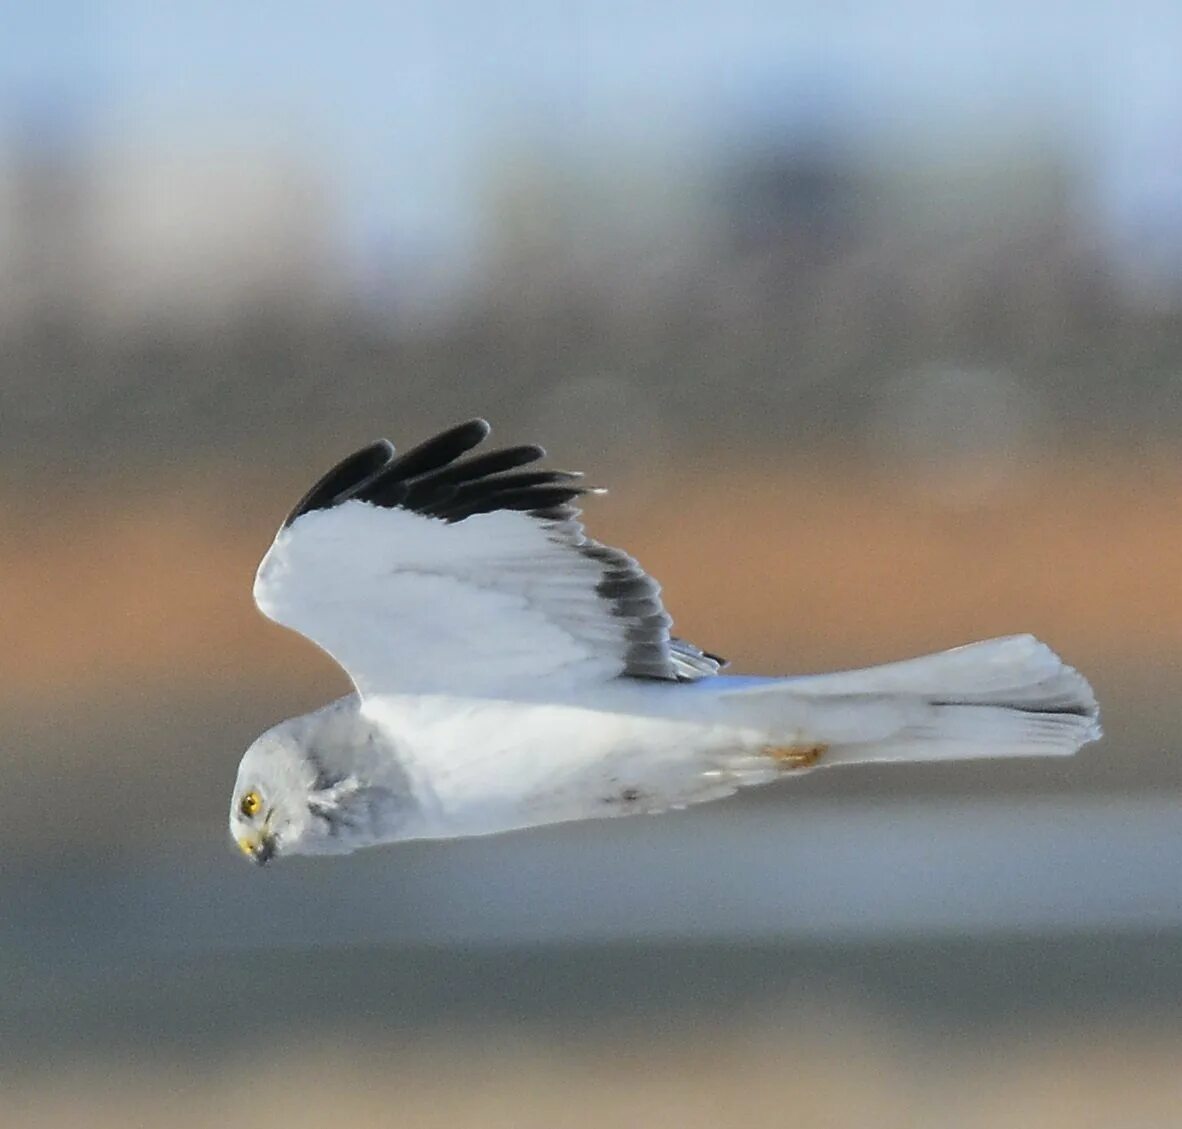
xmin=230 ymin=419 xmax=1100 ymax=864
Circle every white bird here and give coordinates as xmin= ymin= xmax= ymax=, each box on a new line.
xmin=229 ymin=419 xmax=1101 ymax=864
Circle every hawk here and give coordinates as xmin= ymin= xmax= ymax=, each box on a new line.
xmin=230 ymin=420 xmax=1100 ymax=864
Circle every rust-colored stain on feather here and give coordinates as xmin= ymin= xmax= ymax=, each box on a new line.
xmin=763 ymin=743 xmax=828 ymax=770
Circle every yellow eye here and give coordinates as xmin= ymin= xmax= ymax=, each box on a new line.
xmin=240 ymin=790 xmax=263 ymax=818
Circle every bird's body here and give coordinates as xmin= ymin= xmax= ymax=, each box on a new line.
xmin=277 ymin=682 xmax=792 ymax=845
xmin=230 ymin=420 xmax=1101 ymax=864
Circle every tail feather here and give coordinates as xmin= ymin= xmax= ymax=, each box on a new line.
xmin=741 ymin=635 xmax=1096 ymax=712
xmin=840 ymin=702 xmax=1100 ymax=764
xmin=722 ymin=635 xmax=1101 ymax=765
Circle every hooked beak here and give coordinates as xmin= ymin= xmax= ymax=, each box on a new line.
xmin=236 ymin=829 xmax=277 ymax=866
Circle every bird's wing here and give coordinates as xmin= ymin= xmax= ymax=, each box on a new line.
xmin=253 ymin=419 xmax=722 ymax=699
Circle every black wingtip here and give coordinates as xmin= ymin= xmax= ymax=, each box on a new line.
xmin=380 ymin=419 xmax=491 ymax=481
xmin=282 ymin=439 xmax=395 ymax=528
xmin=280 ymin=421 xmax=571 ymax=531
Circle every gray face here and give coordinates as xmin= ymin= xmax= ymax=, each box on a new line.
xmin=230 ymin=725 xmax=318 ymax=864
xmin=229 ymin=718 xmax=407 ymax=864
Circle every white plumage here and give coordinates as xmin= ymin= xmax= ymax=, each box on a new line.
xmin=228 ymin=420 xmax=1100 ymax=864
xmin=256 ymin=504 xmax=643 ymax=696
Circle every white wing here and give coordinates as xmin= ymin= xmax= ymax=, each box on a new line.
xmin=253 ymin=420 xmax=721 ymax=699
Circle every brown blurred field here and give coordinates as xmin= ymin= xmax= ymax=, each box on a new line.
xmin=5 ymin=1022 xmax=1182 ymax=1129
xmin=3 ymin=449 xmax=1177 ymax=703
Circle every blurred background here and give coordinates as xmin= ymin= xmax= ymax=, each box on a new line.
xmin=2 ymin=2 xmax=1181 ymax=1125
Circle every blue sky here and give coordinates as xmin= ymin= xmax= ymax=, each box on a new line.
xmin=3 ymin=0 xmax=1181 ymax=275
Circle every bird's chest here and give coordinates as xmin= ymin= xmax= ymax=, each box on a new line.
xmin=369 ymin=696 xmax=686 ymax=836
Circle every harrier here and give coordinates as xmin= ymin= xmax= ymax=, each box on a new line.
xmin=230 ymin=420 xmax=1100 ymax=864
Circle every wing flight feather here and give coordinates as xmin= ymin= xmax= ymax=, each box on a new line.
xmin=255 ymin=420 xmax=723 ymax=698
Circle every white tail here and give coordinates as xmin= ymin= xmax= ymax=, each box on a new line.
xmin=724 ymin=635 xmax=1101 ymax=765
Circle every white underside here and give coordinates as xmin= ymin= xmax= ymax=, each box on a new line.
xmin=359 ymin=636 xmax=1101 ymax=843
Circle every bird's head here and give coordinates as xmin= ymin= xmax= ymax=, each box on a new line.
xmin=229 ymin=716 xmax=405 ymax=864
xmin=229 ymin=723 xmax=320 ymax=865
